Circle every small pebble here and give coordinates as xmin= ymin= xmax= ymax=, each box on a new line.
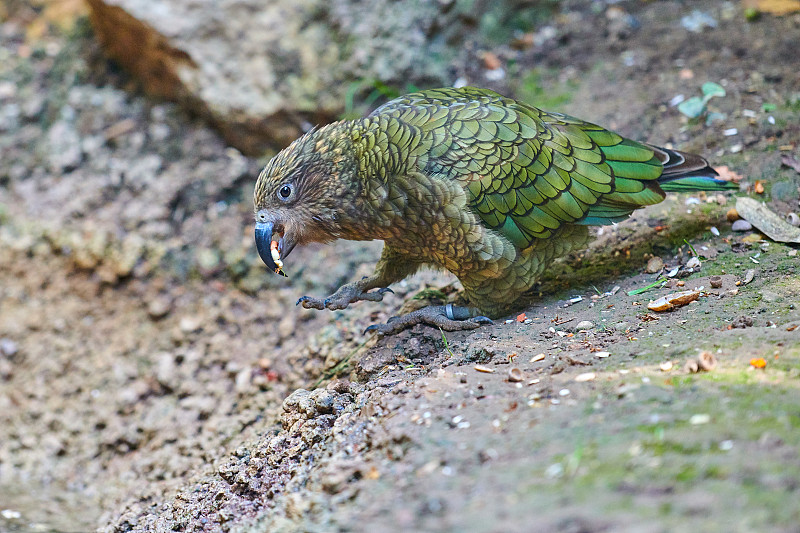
xmin=575 ymin=320 xmax=594 ymax=331
xmin=147 ymin=296 xmax=173 ymax=319
xmin=660 ymin=361 xmax=673 ymax=372
xmin=530 ymin=353 xmax=545 ymax=363
xmin=743 ymin=269 xmax=755 ymax=284
xmin=732 ymin=219 xmax=753 ymax=232
xmin=575 ymin=372 xmax=596 ymax=382
xmin=595 ymin=351 xmax=610 ymax=358
xmin=726 ymin=208 xmax=740 ymax=222
xmin=558 ymin=388 xmax=571 ymax=396
xmin=689 ymin=413 xmax=711 ymax=425
xmin=0 ymin=338 xmax=18 ymax=357
xmin=710 ymin=226 xmax=720 ymax=236
xmin=685 ymin=257 xmax=701 ymax=269
xmin=474 ymin=365 xmax=495 ymax=374
xmin=179 ymin=316 xmax=202 ymax=333
xmin=645 ymin=256 xmax=664 ymax=273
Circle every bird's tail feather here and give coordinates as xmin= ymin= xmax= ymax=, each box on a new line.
xmin=652 ymin=146 xmax=738 ymax=192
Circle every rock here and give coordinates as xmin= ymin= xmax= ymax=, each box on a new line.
xmin=770 ymin=180 xmax=798 ymax=202
xmin=645 ymin=256 xmax=664 ymax=274
xmin=732 ymin=219 xmax=753 ymax=232
xmin=85 ymin=0 xmax=523 ymax=154
xmin=179 ymin=316 xmax=202 ymax=333
xmin=575 ymin=320 xmax=595 ymax=331
xmin=147 ymin=296 xmax=173 ymax=319
xmin=44 ymin=119 xmax=82 ymax=172
xmin=726 ymin=208 xmax=740 ymax=222
xmin=0 ymin=338 xmax=18 ymax=357
xmin=680 ymin=10 xmax=717 ymax=32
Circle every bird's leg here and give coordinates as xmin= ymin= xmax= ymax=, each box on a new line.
xmin=297 ymin=245 xmax=415 ymax=311
xmin=365 ymin=304 xmax=492 ymax=336
xmin=297 ymin=273 xmax=394 ymax=310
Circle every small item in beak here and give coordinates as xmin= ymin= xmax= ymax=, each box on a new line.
xmin=270 ymin=240 xmax=286 ymax=276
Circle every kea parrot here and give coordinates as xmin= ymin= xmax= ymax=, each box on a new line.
xmin=253 ymin=87 xmax=736 ymax=335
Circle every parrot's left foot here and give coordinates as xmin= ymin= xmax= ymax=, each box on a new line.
xmin=364 ymin=304 xmax=493 ymax=336
xmin=297 ymin=279 xmax=393 ymax=311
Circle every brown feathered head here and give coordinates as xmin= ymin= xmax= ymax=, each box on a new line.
xmin=253 ymin=123 xmax=359 ymax=276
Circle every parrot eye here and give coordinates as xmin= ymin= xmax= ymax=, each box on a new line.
xmin=277 ymin=184 xmax=293 ymax=201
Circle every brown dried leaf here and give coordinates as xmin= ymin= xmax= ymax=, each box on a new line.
xmin=647 ymin=290 xmax=701 ymax=312
xmin=714 ymin=165 xmax=744 ymax=183
xmin=747 ymin=0 xmax=800 ymax=15
xmin=736 ymin=197 xmax=800 ymax=244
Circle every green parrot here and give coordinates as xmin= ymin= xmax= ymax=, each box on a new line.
xmin=253 ymin=87 xmax=736 ymax=335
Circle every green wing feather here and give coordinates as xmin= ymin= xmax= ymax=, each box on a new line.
xmin=371 ymin=87 xmax=693 ymax=249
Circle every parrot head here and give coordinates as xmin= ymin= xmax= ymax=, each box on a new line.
xmin=253 ymin=125 xmax=357 ymax=276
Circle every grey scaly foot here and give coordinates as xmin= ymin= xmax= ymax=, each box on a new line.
xmin=297 ymin=282 xmax=393 ymax=311
xmin=364 ymin=304 xmax=493 ymax=336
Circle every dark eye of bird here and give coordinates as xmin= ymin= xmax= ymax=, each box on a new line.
xmin=278 ymin=184 xmax=292 ymax=200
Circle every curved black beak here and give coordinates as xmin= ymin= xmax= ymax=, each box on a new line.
xmin=255 ymin=221 xmax=288 ymax=277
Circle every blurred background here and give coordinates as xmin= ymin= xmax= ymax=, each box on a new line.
xmin=1 ymin=0 xmax=799 ymax=531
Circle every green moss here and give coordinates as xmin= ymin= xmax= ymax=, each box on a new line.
xmin=513 ymin=68 xmax=575 ymax=112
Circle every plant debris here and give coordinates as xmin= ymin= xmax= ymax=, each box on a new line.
xmin=507 ymin=367 xmax=523 ymax=382
xmin=647 ymin=290 xmax=701 ymax=312
xmin=744 ymin=0 xmax=800 ymax=16
xmin=736 ymin=197 xmax=800 ymax=244
xmin=684 ymin=351 xmax=717 ymax=373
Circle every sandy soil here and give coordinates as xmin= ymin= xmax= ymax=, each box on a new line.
xmin=1 ymin=1 xmax=799 ymax=532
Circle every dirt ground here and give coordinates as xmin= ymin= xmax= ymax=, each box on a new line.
xmin=1 ymin=1 xmax=800 ymax=532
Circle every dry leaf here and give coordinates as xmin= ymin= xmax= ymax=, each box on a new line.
xmin=736 ymin=197 xmax=800 ymax=244
xmin=647 ymin=290 xmax=701 ymax=312
xmin=714 ymin=165 xmax=744 ymax=183
xmin=745 ymin=0 xmax=800 ymax=15
xmin=481 ymin=51 xmax=502 ymax=70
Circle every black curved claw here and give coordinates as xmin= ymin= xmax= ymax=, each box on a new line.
xmin=473 ymin=316 xmax=494 ymax=325
xmin=378 ymin=287 xmax=394 ymax=295
xmin=364 ymin=324 xmax=382 ymax=335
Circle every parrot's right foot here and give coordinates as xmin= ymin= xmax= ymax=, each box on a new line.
xmin=364 ymin=304 xmax=493 ymax=336
xmin=297 ymin=281 xmax=393 ymax=311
